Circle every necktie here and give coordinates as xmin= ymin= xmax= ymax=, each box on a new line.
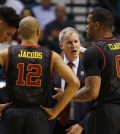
xmin=59 ymin=62 xmax=74 ymax=126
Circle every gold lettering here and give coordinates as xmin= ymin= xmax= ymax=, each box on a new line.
xmin=116 ymin=43 xmax=120 ymax=49
xmin=31 ymin=52 xmax=34 ymax=58
xmin=108 ymin=44 xmax=113 ymax=50
xmin=18 ymin=51 xmax=43 ymax=59
xmin=39 ymin=52 xmax=42 ymax=59
xmin=18 ymin=51 xmax=23 ymax=57
xmin=26 ymin=52 xmax=30 ymax=58
xmin=23 ymin=51 xmax=27 ymax=57
xmin=108 ymin=43 xmax=120 ymax=50
xmin=35 ymin=52 xmax=38 ymax=58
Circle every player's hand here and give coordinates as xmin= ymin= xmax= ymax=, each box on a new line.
xmin=40 ymin=106 xmax=57 ymax=120
xmin=52 ymin=87 xmax=64 ymax=101
xmin=66 ymin=124 xmax=83 ymax=134
xmin=0 ymin=102 xmax=11 ymax=117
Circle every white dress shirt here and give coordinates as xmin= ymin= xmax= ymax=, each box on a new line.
xmin=61 ymin=55 xmax=79 ymax=120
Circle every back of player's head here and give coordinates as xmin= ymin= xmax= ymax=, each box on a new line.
xmin=19 ymin=16 xmax=40 ymax=39
xmin=0 ymin=6 xmax=20 ymax=29
xmin=89 ymin=7 xmax=114 ymax=29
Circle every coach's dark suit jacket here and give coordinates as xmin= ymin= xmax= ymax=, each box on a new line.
xmin=46 ymin=58 xmax=90 ymax=133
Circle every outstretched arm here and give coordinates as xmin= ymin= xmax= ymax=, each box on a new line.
xmin=73 ymin=76 xmax=101 ymax=102
xmin=0 ymin=48 xmax=9 ymax=68
xmin=0 ymin=48 xmax=9 ymax=114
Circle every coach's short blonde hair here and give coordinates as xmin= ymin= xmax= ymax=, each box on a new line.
xmin=59 ymin=27 xmax=79 ymax=44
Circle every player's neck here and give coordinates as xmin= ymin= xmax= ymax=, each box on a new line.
xmin=95 ymin=31 xmax=113 ymax=41
xmin=21 ymin=39 xmax=38 ymax=46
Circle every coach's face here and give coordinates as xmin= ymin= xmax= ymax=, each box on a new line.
xmin=60 ymin=32 xmax=80 ymax=62
xmin=0 ymin=20 xmax=16 ymax=42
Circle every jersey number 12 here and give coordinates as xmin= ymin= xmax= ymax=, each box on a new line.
xmin=16 ymin=63 xmax=42 ymax=87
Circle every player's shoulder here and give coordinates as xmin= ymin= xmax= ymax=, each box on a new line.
xmin=84 ymin=45 xmax=99 ymax=54
xmin=83 ymin=44 xmax=102 ymax=61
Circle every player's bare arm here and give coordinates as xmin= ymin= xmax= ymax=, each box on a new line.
xmin=0 ymin=48 xmax=9 ymax=68
xmin=43 ymin=51 xmax=80 ymax=119
xmin=73 ymin=76 xmax=101 ymax=102
xmin=0 ymin=48 xmax=10 ymax=114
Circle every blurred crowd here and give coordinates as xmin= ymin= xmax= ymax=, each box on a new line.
xmin=0 ymin=0 xmax=120 ymax=53
xmin=0 ymin=0 xmax=75 ymax=54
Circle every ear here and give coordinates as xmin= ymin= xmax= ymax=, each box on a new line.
xmin=60 ymin=43 xmax=63 ymax=50
xmin=37 ymin=28 xmax=40 ymax=37
xmin=95 ymin=22 xmax=100 ymax=30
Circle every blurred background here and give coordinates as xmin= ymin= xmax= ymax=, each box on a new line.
xmin=0 ymin=0 xmax=120 ymax=53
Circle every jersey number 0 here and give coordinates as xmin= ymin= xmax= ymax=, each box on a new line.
xmin=115 ymin=55 xmax=120 ymax=77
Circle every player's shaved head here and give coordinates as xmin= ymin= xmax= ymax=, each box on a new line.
xmin=19 ymin=16 xmax=40 ymax=39
xmin=89 ymin=7 xmax=113 ymax=29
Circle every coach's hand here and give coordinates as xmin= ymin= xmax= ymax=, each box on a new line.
xmin=66 ymin=124 xmax=83 ymax=134
xmin=52 ymin=87 xmax=64 ymax=101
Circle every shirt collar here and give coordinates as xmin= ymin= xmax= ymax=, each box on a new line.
xmin=63 ymin=55 xmax=79 ymax=68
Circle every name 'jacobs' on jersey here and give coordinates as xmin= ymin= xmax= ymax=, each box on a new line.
xmin=18 ymin=51 xmax=43 ymax=59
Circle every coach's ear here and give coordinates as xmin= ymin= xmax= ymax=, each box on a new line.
xmin=60 ymin=43 xmax=63 ymax=50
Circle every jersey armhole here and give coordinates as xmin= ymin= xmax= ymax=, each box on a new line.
xmin=91 ymin=45 xmax=106 ymax=72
